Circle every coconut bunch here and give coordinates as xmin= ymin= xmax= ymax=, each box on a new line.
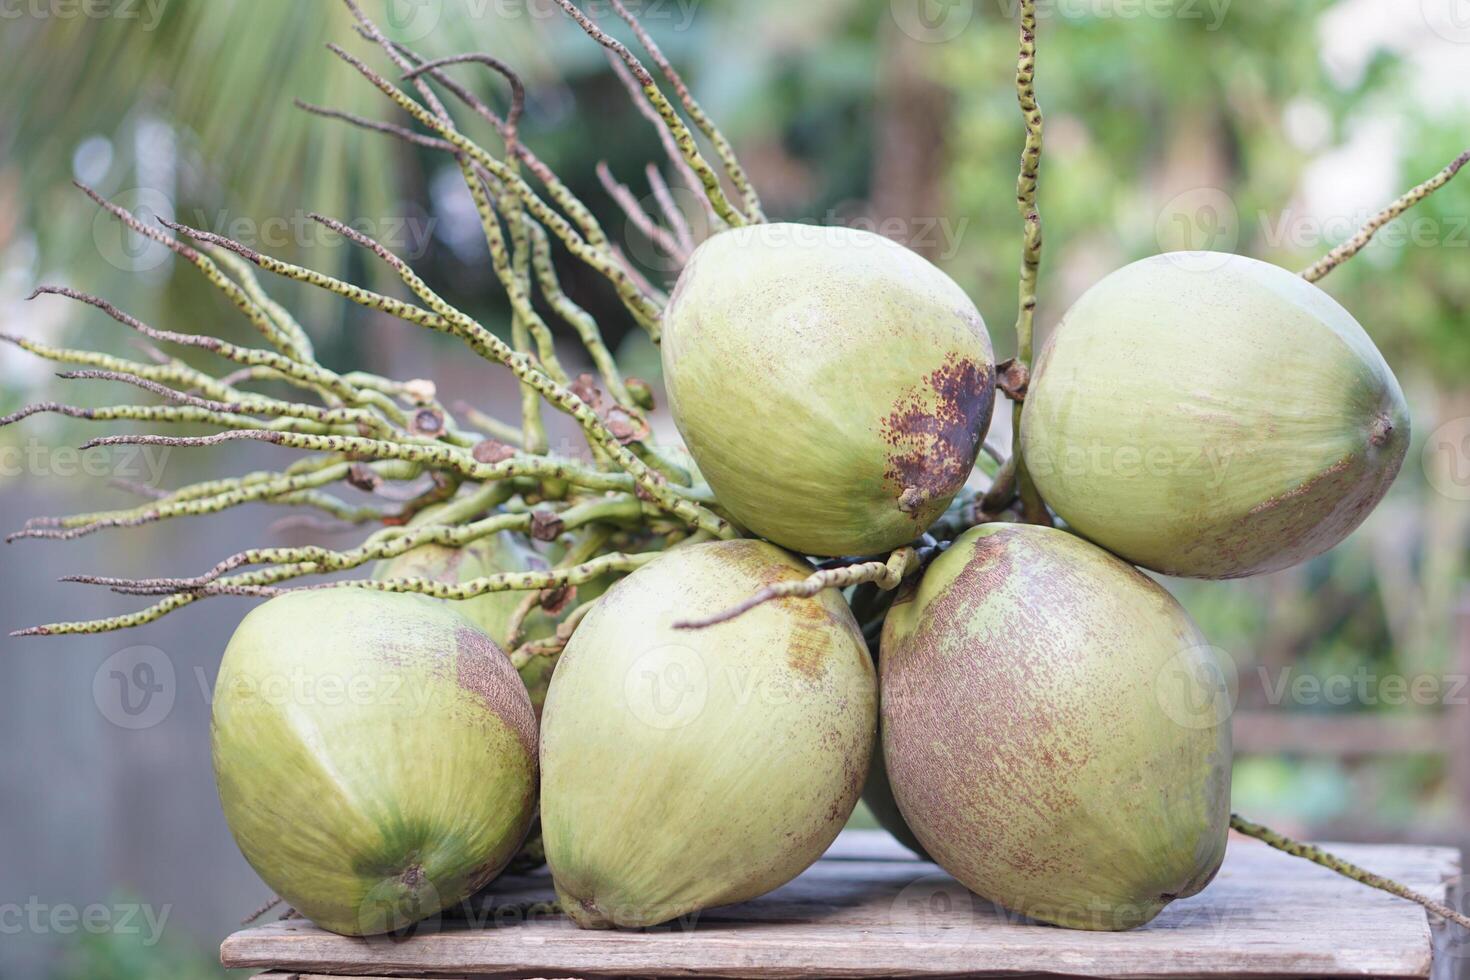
xmin=7 ymin=0 xmax=1470 ymax=942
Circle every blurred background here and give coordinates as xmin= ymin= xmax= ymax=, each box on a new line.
xmin=1 ymin=0 xmax=1467 ymax=975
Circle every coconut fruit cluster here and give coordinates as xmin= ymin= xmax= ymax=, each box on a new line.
xmin=207 ymin=227 xmax=1406 ymax=936
xmin=9 ymin=0 xmax=1440 ymax=946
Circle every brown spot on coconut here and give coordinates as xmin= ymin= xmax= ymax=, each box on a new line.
xmin=660 ymin=224 xmax=995 ymax=557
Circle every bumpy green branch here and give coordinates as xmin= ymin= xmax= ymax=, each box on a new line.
xmin=8 ymin=461 xmax=364 ymax=542
xmin=298 ymin=212 xmax=730 ymax=537
xmin=1229 ymin=814 xmax=1470 ymax=931
xmin=72 ymin=492 xmax=642 ymax=601
xmin=1301 ymin=149 xmax=1470 ymax=283
xmin=73 ymin=182 xmax=311 ymax=362
xmin=79 ymin=427 xmax=645 ymax=494
xmin=510 ymin=600 xmax=597 ymax=669
xmin=326 ymin=42 xmax=664 ymax=337
xmin=9 ymin=4 xmax=749 ymax=642
xmin=606 ymin=0 xmax=764 ymax=224
xmin=308 ymin=548 xmax=660 ymax=602
xmin=674 ymin=548 xmax=920 ymax=630
xmin=30 ymin=285 xmax=359 ymax=405
xmin=983 ymin=0 xmax=1050 ymax=526
xmin=552 ymin=0 xmax=745 ymax=229
xmin=56 ymin=369 xmax=398 ymax=438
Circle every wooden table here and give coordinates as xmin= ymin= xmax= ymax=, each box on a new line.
xmin=225 ymin=830 xmax=1464 ymax=979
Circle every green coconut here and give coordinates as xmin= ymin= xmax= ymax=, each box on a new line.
xmin=1020 ymin=252 xmax=1409 ymax=579
xmin=540 ymin=539 xmax=876 ymax=928
xmin=211 ymin=589 xmax=538 ymax=936
xmin=662 ymin=224 xmax=995 ymax=557
xmin=881 ymin=524 xmax=1231 ymax=931
xmin=373 ymin=512 xmax=561 ymax=712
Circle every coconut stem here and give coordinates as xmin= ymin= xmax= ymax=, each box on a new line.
xmin=11 ymin=5 xmax=747 ymax=639
xmin=1229 ymin=813 xmax=1470 ymax=932
xmin=1300 ymin=149 xmax=1470 ymax=283
xmin=673 ymin=548 xmax=919 ymax=630
xmin=980 ymin=0 xmax=1050 ymax=526
xmin=605 ymin=0 xmax=765 ymax=224
xmin=552 ymin=0 xmax=747 ymax=229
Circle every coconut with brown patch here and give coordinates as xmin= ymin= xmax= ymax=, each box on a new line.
xmin=661 ymin=224 xmax=995 ymax=557
xmin=373 ymin=506 xmax=575 ymax=714
xmin=540 ymin=539 xmax=876 ymax=929
xmin=1021 ymin=252 xmax=1410 ymax=579
xmin=211 ymin=589 xmax=537 ymax=937
xmin=881 ymin=524 xmax=1231 ymax=931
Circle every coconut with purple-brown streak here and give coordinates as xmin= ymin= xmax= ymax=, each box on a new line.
xmin=661 ymin=224 xmax=995 ymax=557
xmin=881 ymin=524 xmax=1231 ymax=931
xmin=211 ymin=589 xmax=538 ymax=936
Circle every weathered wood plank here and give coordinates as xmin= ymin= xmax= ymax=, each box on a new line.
xmin=223 ymin=831 xmax=1461 ymax=979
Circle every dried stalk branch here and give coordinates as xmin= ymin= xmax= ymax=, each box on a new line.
xmin=674 ymin=548 xmax=920 ymax=630
xmin=1301 ymin=150 xmax=1470 ymax=283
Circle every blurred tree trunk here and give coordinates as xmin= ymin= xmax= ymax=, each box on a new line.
xmin=870 ymin=20 xmax=951 ymax=260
